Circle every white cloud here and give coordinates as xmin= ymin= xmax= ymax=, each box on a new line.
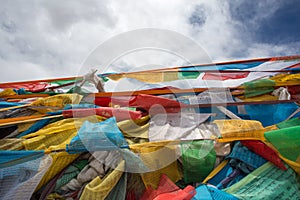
xmin=41 ymin=0 xmax=116 ymax=31
xmin=0 ymin=60 xmax=55 ymax=82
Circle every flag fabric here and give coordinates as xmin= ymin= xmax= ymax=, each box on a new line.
xmin=0 ymin=151 xmax=52 ymax=200
xmin=0 ymin=55 xmax=300 ymax=199
xmin=224 ymin=162 xmax=300 ymax=199
xmin=66 ymin=117 xmax=128 ymax=154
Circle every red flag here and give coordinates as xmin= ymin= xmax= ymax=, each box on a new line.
xmin=0 ymin=83 xmax=49 ymax=92
xmin=203 ymin=72 xmax=250 ymax=81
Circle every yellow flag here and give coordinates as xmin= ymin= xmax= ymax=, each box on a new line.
xmin=130 ymin=141 xmax=182 ymax=188
xmin=0 ymin=88 xmax=17 ymax=97
xmin=22 ymin=116 xmax=105 ymax=189
xmin=107 ymin=71 xmax=184 ymax=83
xmin=30 ymin=94 xmax=83 ymax=113
xmin=0 ymin=138 xmax=25 ymax=150
xmin=270 ymin=73 xmax=300 ymax=86
xmin=80 ymin=160 xmax=125 ymax=200
xmin=215 ymin=119 xmax=265 ymax=142
xmin=117 ymin=116 xmax=150 ymax=139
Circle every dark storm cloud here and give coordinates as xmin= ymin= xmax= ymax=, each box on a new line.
xmin=189 ymin=5 xmax=207 ymax=27
xmin=229 ymin=0 xmax=300 ymax=45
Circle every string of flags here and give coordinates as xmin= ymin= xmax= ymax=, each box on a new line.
xmin=0 ymin=55 xmax=300 ymax=199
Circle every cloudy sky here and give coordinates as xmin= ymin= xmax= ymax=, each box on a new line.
xmin=1 ymin=0 xmax=300 ymax=82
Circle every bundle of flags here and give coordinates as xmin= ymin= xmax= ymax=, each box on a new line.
xmin=0 ymin=55 xmax=300 ymax=200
